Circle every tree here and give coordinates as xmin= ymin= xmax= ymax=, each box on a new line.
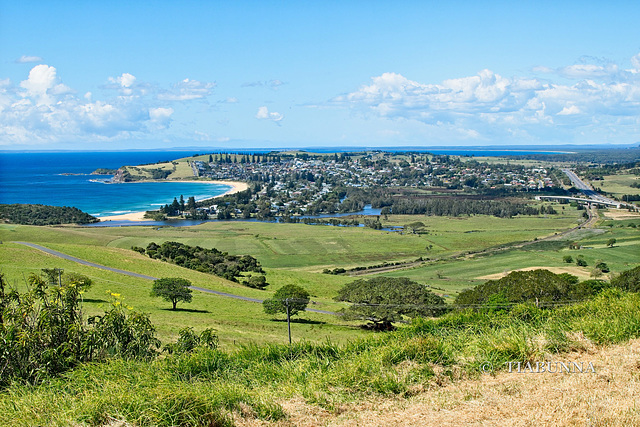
xmin=606 ymin=238 xmax=617 ymax=247
xmin=454 ymin=269 xmax=602 ymax=308
xmin=335 ymin=277 xmax=446 ymax=330
xmin=263 ymin=284 xmax=310 ymax=318
xmin=151 ymin=278 xmax=193 ymax=310
xmin=611 ymin=266 xmax=640 ymax=293
xmin=563 ymin=255 xmax=573 ymax=264
xmin=186 ymin=196 xmax=197 ymax=211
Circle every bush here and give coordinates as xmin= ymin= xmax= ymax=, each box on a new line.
xmin=0 ymin=272 xmax=160 ymax=387
xmin=164 ymin=327 xmax=219 ymax=355
xmin=611 ymin=266 xmax=640 ymax=293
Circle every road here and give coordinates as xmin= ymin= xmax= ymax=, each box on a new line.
xmin=14 ymin=241 xmax=336 ymax=315
xmin=562 ymin=169 xmax=621 ymax=207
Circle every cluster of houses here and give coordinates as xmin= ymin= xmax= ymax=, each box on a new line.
xmin=184 ymin=153 xmax=559 ymax=218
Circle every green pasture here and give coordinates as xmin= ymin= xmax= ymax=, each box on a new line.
xmin=597 ymin=174 xmax=640 ymax=198
xmin=0 ymin=243 xmax=363 ymax=348
xmin=376 ymin=224 xmax=640 ymax=297
xmin=1 ymin=205 xmax=637 ymax=347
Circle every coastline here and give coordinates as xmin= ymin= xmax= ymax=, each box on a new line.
xmin=98 ymin=180 xmax=248 ymax=222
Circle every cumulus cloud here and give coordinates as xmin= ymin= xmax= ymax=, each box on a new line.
xmin=149 ymin=107 xmax=174 ymax=127
xmin=16 ymin=55 xmax=43 ymax=64
xmin=158 ymin=78 xmax=215 ymax=101
xmin=256 ymin=106 xmax=284 ymax=123
xmin=333 ymin=52 xmax=640 ymax=143
xmin=0 ymin=65 xmax=212 ymax=144
xmin=19 ymin=64 xmax=73 ymax=105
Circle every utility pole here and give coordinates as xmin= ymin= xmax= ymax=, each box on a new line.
xmin=285 ymin=298 xmax=292 ymax=345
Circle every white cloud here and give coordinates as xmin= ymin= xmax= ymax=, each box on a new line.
xmin=107 ymin=73 xmax=137 ymax=96
xmin=631 ymin=53 xmax=640 ymax=72
xmin=242 ymin=79 xmax=286 ymax=89
xmin=19 ymin=64 xmax=72 ymax=105
xmin=256 ymin=106 xmax=284 ymax=122
xmin=16 ymin=55 xmax=43 ymax=64
xmin=149 ymin=107 xmax=174 ymax=127
xmin=158 ymin=78 xmax=215 ymax=101
xmin=0 ymin=65 xmax=209 ymax=144
xmin=557 ymin=105 xmax=581 ymax=115
xmin=333 ymin=52 xmax=640 ymax=143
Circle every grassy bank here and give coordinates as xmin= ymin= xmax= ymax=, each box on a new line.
xmin=1 ymin=289 xmax=639 ymax=426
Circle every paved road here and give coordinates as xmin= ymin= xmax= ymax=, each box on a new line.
xmin=562 ymin=169 xmax=621 ymax=207
xmin=14 ymin=241 xmax=336 ymax=315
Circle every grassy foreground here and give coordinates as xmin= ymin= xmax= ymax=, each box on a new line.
xmin=1 ymin=289 xmax=639 ymax=426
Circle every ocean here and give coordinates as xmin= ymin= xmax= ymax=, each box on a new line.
xmin=0 ymin=151 xmax=232 ymax=218
xmin=0 ymin=148 xmax=561 ymax=220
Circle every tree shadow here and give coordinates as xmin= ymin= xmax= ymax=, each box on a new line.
xmin=272 ymin=318 xmax=326 ymax=325
xmin=82 ymin=298 xmax=107 ymax=304
xmin=161 ymin=308 xmax=210 ymax=314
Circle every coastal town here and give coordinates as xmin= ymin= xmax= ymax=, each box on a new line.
xmin=159 ymin=151 xmax=563 ymax=220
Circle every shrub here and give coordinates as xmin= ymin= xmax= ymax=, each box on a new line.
xmin=0 ymin=272 xmax=160 ymax=387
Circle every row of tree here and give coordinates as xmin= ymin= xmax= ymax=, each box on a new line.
xmin=136 ymin=241 xmax=266 ymax=283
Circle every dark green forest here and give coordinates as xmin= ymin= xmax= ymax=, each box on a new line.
xmin=0 ymin=204 xmax=98 ymax=225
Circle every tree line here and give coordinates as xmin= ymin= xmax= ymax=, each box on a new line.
xmin=134 ymin=241 xmax=266 ymax=285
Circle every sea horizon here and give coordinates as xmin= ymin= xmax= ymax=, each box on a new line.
xmin=0 ymin=151 xmax=233 ymax=218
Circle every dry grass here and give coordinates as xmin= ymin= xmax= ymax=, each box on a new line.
xmin=602 ymin=210 xmax=640 ymax=220
xmin=236 ymin=338 xmax=640 ymax=426
xmin=477 ymin=266 xmax=592 ymax=281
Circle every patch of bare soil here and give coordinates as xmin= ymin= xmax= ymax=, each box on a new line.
xmin=235 ymin=339 xmax=640 ymax=427
xmin=602 ymin=210 xmax=640 ymax=220
xmin=477 ymin=266 xmax=592 ymax=281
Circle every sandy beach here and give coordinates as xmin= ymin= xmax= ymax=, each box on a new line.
xmin=98 ymin=180 xmax=248 ymax=222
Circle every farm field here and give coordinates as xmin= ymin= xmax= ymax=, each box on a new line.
xmin=597 ymin=173 xmax=640 ymax=199
xmin=3 ymin=204 xmax=637 ymax=348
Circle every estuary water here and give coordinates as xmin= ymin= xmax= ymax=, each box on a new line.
xmin=0 ymin=151 xmax=231 ymax=218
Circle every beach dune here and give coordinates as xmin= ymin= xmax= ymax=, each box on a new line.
xmin=99 ymin=180 xmax=248 ymax=222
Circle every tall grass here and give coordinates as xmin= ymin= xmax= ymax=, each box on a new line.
xmin=2 ymin=289 xmax=640 ymax=426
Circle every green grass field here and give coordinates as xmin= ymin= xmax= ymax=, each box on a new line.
xmin=1 ymin=204 xmax=638 ymax=348
xmin=597 ymin=174 xmax=640 ymax=198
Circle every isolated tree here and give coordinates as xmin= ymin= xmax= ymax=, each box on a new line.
xmin=606 ymin=238 xmax=617 ymax=247
xmin=563 ymin=255 xmax=574 ymax=264
xmin=151 ymin=278 xmax=193 ymax=310
xmin=263 ymin=284 xmax=310 ymax=318
xmin=335 ymin=277 xmax=446 ymax=330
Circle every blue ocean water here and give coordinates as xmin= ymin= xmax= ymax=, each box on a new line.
xmin=0 ymin=151 xmax=232 ymax=217
xmin=0 ymin=148 xmax=561 ymax=220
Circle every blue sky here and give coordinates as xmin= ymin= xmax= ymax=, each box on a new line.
xmin=1 ymin=1 xmax=639 ymax=150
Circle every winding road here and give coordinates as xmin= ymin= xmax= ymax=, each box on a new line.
xmin=14 ymin=241 xmax=336 ymax=315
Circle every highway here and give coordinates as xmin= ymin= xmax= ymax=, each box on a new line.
xmin=561 ymin=169 xmax=621 ymax=207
